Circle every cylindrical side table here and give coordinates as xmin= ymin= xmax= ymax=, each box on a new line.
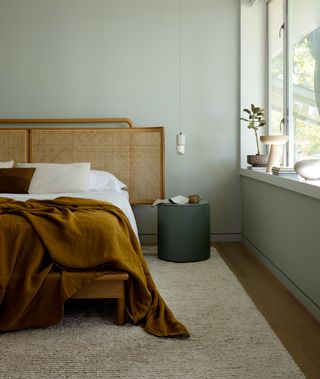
xmin=157 ymin=201 xmax=210 ymax=262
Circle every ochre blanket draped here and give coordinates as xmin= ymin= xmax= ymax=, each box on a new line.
xmin=0 ymin=197 xmax=189 ymax=337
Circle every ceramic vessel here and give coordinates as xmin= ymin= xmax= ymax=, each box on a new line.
xmin=294 ymin=159 xmax=320 ymax=180
xmin=260 ymin=135 xmax=288 ymax=172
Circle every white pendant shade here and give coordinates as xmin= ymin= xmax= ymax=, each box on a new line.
xmin=176 ymin=133 xmax=186 ymax=155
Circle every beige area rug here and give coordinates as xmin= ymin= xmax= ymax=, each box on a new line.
xmin=0 ymin=247 xmax=305 ymax=379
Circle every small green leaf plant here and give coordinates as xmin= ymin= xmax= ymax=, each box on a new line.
xmin=241 ymin=104 xmax=266 ymax=155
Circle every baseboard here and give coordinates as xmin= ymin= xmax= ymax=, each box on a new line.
xmin=212 ymin=233 xmax=242 ymax=242
xmin=139 ymin=234 xmax=157 ymax=245
xmin=242 ymin=236 xmax=320 ymax=322
xmin=138 ymin=233 xmax=242 ymax=244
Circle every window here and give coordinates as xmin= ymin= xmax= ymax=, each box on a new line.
xmin=267 ymin=0 xmax=320 ymax=166
xmin=268 ymin=0 xmax=284 ymax=136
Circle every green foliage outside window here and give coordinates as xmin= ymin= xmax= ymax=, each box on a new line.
xmin=271 ymin=26 xmax=320 ymax=161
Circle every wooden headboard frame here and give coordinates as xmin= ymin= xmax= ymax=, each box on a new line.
xmin=0 ymin=118 xmax=164 ymax=205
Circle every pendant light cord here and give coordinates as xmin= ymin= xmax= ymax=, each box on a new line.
xmin=179 ymin=0 xmax=182 ymax=135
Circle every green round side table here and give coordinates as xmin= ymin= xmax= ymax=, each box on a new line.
xmin=157 ymin=201 xmax=210 ymax=262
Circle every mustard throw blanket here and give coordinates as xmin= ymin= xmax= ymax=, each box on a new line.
xmin=0 ymin=197 xmax=189 ymax=337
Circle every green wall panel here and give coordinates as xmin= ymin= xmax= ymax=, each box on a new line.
xmin=242 ymin=177 xmax=320 ymax=313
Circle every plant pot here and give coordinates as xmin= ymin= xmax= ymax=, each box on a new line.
xmin=247 ymin=154 xmax=268 ymax=167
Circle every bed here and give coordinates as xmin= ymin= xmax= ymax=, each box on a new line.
xmin=0 ymin=118 xmax=188 ymax=337
xmin=1 ymin=190 xmax=138 ymax=326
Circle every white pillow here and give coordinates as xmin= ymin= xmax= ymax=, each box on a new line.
xmin=16 ymin=162 xmax=91 ymax=194
xmin=0 ymin=161 xmax=14 ymax=168
xmin=89 ymin=170 xmax=127 ymax=192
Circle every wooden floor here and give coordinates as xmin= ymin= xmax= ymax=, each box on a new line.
xmin=215 ymin=242 xmax=320 ymax=379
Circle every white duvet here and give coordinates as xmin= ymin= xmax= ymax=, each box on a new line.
xmin=0 ymin=190 xmax=138 ymax=236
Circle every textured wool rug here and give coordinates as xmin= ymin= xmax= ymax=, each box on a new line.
xmin=0 ymin=247 xmax=304 ymax=379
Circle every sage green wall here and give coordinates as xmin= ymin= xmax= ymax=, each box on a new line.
xmin=242 ymin=177 xmax=320 ymax=321
xmin=0 ymin=0 xmax=241 ymax=242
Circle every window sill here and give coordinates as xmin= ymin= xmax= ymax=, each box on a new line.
xmin=240 ymin=168 xmax=320 ymax=201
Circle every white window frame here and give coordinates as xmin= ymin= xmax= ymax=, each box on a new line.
xmin=266 ymin=0 xmax=294 ymax=167
xmin=267 ymin=0 xmax=320 ymax=166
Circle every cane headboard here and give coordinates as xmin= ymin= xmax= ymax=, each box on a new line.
xmin=0 ymin=118 xmax=164 ymax=204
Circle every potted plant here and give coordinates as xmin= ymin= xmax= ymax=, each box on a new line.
xmin=241 ymin=104 xmax=268 ymax=167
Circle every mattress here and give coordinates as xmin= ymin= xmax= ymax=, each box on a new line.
xmin=0 ymin=190 xmax=138 ymax=236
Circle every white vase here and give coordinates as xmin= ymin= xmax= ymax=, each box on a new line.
xmin=294 ymin=159 xmax=320 ymax=180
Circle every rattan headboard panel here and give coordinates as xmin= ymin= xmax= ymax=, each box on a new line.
xmin=30 ymin=128 xmax=164 ymax=204
xmin=0 ymin=119 xmax=164 ymax=204
xmin=0 ymin=129 xmax=28 ymax=162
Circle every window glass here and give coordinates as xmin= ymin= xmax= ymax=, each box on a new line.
xmin=291 ymin=0 xmax=320 ymax=161
xmin=268 ymin=0 xmax=284 ymax=135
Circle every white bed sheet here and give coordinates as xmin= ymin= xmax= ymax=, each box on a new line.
xmin=0 ymin=190 xmax=138 ymax=236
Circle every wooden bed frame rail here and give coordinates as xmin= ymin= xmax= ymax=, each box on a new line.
xmin=71 ymin=272 xmax=129 ymax=325
xmin=0 ymin=117 xmax=134 ymax=127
